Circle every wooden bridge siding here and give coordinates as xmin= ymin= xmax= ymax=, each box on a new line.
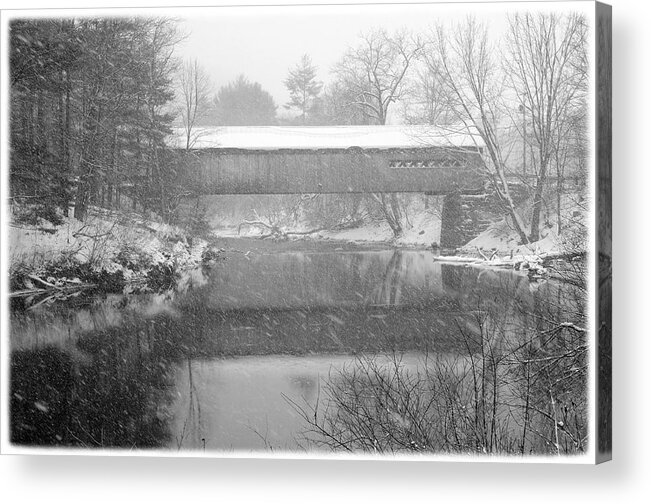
xmin=182 ymin=148 xmax=483 ymax=194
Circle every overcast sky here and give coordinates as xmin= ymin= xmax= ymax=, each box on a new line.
xmin=173 ymin=2 xmax=588 ymax=120
xmin=174 ymin=4 xmax=499 ymax=113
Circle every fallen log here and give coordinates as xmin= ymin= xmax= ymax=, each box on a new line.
xmin=27 ymin=274 xmax=62 ymax=290
xmin=10 ymin=281 xmax=96 ymax=299
xmin=9 ymin=288 xmax=50 ymax=298
xmin=540 ymin=251 xmax=586 ymax=265
xmin=283 ymin=227 xmax=328 ymax=236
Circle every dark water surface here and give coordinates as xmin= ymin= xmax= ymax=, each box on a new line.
xmin=9 ymin=248 xmax=575 ymax=453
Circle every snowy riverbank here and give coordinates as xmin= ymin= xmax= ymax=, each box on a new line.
xmin=210 ymin=211 xmax=571 ymax=256
xmin=207 ymin=203 xmax=585 ymax=282
xmin=8 ymin=207 xmax=211 ymax=304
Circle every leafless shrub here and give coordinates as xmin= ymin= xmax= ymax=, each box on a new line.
xmin=287 ymin=291 xmax=587 ymax=456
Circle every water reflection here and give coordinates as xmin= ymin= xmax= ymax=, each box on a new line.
xmin=11 ymin=326 xmax=176 ymax=448
xmin=9 ymin=249 xmax=582 ymax=453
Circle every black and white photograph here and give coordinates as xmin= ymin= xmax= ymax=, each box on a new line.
xmin=1 ymin=0 xmax=611 ymax=466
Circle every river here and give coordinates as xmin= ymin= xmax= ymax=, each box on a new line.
xmin=9 ymin=244 xmax=585 ymax=454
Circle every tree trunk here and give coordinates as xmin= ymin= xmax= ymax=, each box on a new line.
xmin=74 ymin=175 xmax=89 ymax=221
xmin=373 ymin=193 xmax=403 ymax=238
xmin=556 ymin=175 xmax=563 ymax=236
xmin=58 ymin=73 xmax=69 ymax=212
xmin=529 ymin=160 xmax=548 ymax=242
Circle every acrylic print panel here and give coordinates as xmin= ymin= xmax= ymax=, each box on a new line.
xmin=0 ymin=1 xmax=611 ymax=463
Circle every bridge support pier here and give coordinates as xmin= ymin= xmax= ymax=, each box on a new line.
xmin=440 ymin=194 xmax=464 ymax=249
xmin=439 ymin=193 xmax=494 ymax=250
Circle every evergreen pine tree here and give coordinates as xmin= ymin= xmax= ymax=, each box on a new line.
xmin=283 ymin=54 xmax=322 ymax=125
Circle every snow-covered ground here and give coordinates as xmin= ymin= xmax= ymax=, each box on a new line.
xmin=461 ymin=191 xmax=587 ymax=257
xmin=199 ymin=193 xmax=444 ymax=248
xmin=313 ymin=207 xmax=442 ymax=247
xmin=8 ymin=207 xmax=207 ymax=286
xmin=209 ymin=209 xmax=443 ymax=248
xmin=461 ymin=221 xmax=562 ymax=256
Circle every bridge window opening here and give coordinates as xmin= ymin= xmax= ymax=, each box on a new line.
xmin=389 ymin=158 xmax=462 ymax=169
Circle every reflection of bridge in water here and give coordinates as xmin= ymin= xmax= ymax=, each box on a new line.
xmin=175 ymin=251 xmax=534 ymax=355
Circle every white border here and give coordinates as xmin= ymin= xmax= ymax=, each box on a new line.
xmin=0 ymin=0 xmax=599 ymax=466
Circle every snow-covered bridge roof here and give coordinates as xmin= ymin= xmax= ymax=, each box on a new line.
xmin=168 ymin=125 xmax=484 ymax=151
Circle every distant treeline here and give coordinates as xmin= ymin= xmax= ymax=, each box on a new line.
xmin=9 ymin=18 xmax=184 ymax=223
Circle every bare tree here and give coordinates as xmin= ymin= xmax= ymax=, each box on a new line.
xmin=333 ymin=28 xmax=423 ymax=126
xmin=430 ymin=19 xmax=531 ymax=244
xmin=427 ymin=14 xmax=587 ymax=245
xmin=506 ymin=13 xmax=587 ymax=241
xmin=404 ymin=59 xmax=455 ymax=126
xmin=332 ymin=29 xmax=423 ymax=238
xmin=318 ymin=80 xmax=373 ymax=125
xmin=178 ymin=58 xmax=212 ymax=150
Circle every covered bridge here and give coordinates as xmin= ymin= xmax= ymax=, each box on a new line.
xmin=167 ymin=125 xmax=485 ymax=195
